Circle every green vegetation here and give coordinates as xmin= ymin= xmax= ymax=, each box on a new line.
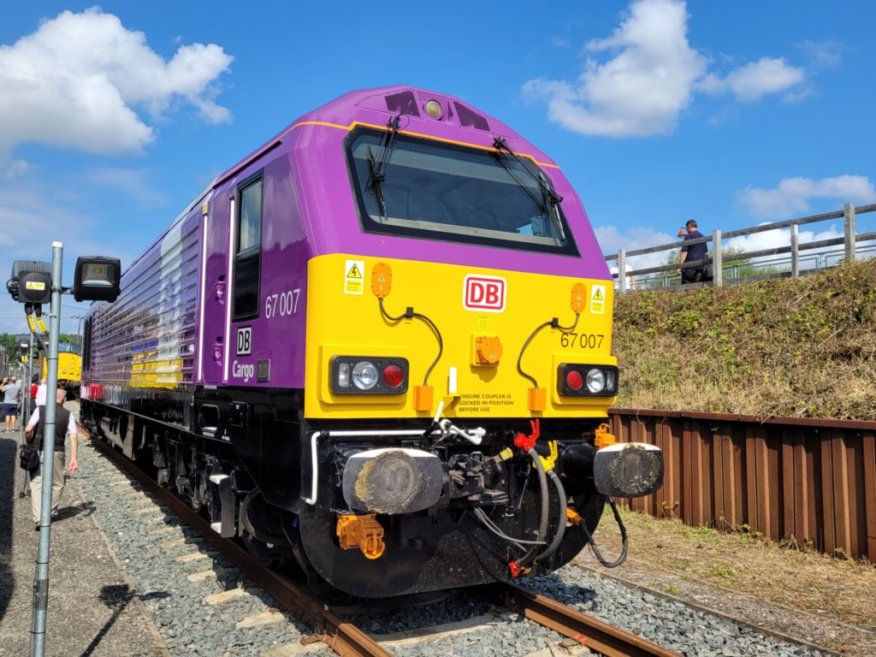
xmin=0 ymin=332 xmax=80 ymax=373
xmin=613 ymin=258 xmax=876 ymax=420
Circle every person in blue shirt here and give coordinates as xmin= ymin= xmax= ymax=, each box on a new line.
xmin=679 ymin=219 xmax=710 ymax=284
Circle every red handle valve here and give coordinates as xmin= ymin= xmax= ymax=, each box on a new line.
xmin=513 ymin=418 xmax=540 ymax=452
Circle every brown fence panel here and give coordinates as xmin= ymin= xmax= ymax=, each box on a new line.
xmin=863 ymin=432 xmax=876 ymax=562
xmin=609 ymin=409 xmax=876 ymax=563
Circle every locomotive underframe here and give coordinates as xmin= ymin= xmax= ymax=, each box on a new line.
xmin=80 ymin=388 xmax=609 ymax=597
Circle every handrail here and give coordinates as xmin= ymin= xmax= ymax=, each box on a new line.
xmin=606 ymin=203 xmax=876 ymax=292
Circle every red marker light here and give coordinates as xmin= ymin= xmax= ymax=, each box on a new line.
xmin=565 ymin=369 xmax=584 ymax=391
xmin=383 ymin=364 xmax=405 ymax=388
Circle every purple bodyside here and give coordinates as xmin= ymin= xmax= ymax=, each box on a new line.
xmin=84 ymin=208 xmax=201 ymax=394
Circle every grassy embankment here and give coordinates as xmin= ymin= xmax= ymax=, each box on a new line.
xmin=612 ymin=258 xmax=876 ymax=420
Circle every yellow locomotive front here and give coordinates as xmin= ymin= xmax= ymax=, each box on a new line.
xmin=305 ymin=256 xmax=617 ymax=422
xmin=291 ymin=115 xmax=663 ymax=597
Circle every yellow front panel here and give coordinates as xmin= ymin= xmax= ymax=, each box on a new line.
xmin=42 ymin=354 xmax=81 ymax=382
xmin=304 ymin=254 xmax=616 ymax=420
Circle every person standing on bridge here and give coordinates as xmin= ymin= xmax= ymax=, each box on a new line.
xmin=24 ymin=387 xmax=78 ymax=530
xmin=678 ymin=219 xmax=711 ymax=284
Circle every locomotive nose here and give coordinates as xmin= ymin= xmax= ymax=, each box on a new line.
xmin=341 ymin=448 xmax=444 ymax=514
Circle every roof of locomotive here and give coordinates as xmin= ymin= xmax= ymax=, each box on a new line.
xmin=225 ymin=85 xmax=609 ymax=279
xmin=214 ymin=85 xmax=552 ymax=186
xmin=123 ymin=86 xmax=610 ymax=282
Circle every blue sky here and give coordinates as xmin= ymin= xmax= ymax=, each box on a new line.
xmin=1 ymin=1 xmax=874 ymax=334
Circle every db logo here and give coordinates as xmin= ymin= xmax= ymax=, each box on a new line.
xmin=463 ymin=275 xmax=506 ymax=312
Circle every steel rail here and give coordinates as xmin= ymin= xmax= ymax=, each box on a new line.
xmin=86 ymin=432 xmax=392 ymax=657
xmin=496 ymin=583 xmax=680 ymax=657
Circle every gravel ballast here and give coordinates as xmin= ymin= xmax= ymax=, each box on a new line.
xmin=69 ymin=429 xmax=837 ymax=657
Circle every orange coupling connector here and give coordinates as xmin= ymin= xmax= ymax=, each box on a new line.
xmin=594 ymin=422 xmax=616 ymax=449
xmin=508 ymin=560 xmax=531 ymax=578
xmin=336 ymin=513 xmax=386 ymax=560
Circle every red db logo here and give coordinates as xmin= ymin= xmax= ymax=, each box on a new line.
xmin=463 ymin=275 xmax=506 ymax=312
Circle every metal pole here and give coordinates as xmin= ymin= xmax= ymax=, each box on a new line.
xmin=30 ymin=242 xmax=63 ymax=657
xmin=791 ymin=224 xmax=800 ymax=277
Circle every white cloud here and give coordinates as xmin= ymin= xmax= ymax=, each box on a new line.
xmin=523 ymin=0 xmax=809 ymax=137
xmin=698 ymin=57 xmax=805 ymax=102
xmin=799 ymin=40 xmax=843 ymax=69
xmin=83 ymin=167 xmax=167 ymax=207
xmin=720 ymin=224 xmax=848 ymax=274
xmin=523 ymin=0 xmax=706 ymax=137
xmin=724 ymin=224 xmax=843 ymax=255
xmin=0 ymin=8 xmax=233 ymax=158
xmin=0 ymin=183 xmax=141 ymax=334
xmin=596 ymin=224 xmax=681 ymax=271
xmin=738 ymin=176 xmax=876 ymax=218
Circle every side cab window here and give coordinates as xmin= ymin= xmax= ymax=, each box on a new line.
xmin=234 ymin=175 xmax=263 ymax=320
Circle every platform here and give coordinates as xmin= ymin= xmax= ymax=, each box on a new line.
xmin=0 ymin=431 xmax=166 ymax=657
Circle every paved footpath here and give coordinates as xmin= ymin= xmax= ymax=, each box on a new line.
xmin=0 ymin=425 xmax=167 ymax=657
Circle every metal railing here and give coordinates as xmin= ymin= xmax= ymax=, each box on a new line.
xmin=606 ymin=203 xmax=876 ymax=292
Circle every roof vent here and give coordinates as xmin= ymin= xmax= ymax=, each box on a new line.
xmin=385 ymin=91 xmax=420 ymax=117
xmin=453 ymin=102 xmax=489 ymax=131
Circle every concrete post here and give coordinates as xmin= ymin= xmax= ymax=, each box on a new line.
xmin=844 ymin=203 xmax=856 ymax=262
xmin=617 ymin=250 xmax=626 ymax=294
xmin=712 ymin=230 xmax=722 ymax=287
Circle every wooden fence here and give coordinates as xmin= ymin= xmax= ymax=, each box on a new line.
xmin=609 ymin=408 xmax=876 ymax=563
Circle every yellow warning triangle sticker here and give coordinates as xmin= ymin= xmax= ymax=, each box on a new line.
xmin=347 ymin=264 xmax=362 ymax=279
xmin=593 ymin=288 xmax=603 ymax=301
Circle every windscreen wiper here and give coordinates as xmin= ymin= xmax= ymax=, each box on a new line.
xmin=367 ymin=115 xmax=401 ymax=220
xmin=493 ymin=136 xmax=564 ymax=214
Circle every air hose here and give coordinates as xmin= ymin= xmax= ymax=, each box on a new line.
xmin=578 ymin=498 xmax=629 ymax=568
xmin=514 ymin=448 xmax=550 ymax=569
xmin=534 ymin=469 xmax=568 ymax=563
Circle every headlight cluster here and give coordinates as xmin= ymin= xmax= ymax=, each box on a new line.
xmin=557 ymin=364 xmax=618 ymax=397
xmin=331 ymin=356 xmax=409 ymax=395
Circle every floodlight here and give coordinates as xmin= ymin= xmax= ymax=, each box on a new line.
xmin=73 ymin=256 xmax=121 ymax=302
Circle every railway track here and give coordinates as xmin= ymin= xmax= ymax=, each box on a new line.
xmin=86 ymin=430 xmax=678 ymax=657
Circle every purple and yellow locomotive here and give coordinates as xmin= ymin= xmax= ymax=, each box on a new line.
xmin=80 ymin=87 xmax=663 ymax=597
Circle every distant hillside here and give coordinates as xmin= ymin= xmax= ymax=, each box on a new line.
xmin=612 ymin=259 xmax=876 ymax=420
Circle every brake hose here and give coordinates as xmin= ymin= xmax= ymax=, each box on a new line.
xmin=578 ymin=498 xmax=629 ymax=568
xmin=534 ymin=469 xmax=568 ymax=563
xmin=514 ymin=448 xmax=550 ymax=569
